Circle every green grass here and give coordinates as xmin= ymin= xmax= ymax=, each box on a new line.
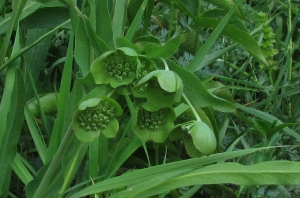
xmin=0 ymin=0 xmax=300 ymax=197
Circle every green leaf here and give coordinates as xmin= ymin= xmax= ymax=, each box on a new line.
xmin=59 ymin=137 xmax=88 ymax=195
xmin=115 ymin=161 xmax=300 ymax=197
xmin=185 ymin=0 xmax=254 ymax=72
xmin=203 ymin=8 xmax=248 ymax=31
xmin=96 ymin=0 xmax=114 ymax=50
xmin=239 ymin=106 xmax=300 ymax=142
xmin=204 ymin=0 xmax=246 ymax=20
xmin=74 ymin=16 xmax=91 ymax=76
xmin=136 ymin=69 xmax=183 ymax=109
xmin=0 ymin=2 xmax=41 ymax=35
xmin=189 ymin=121 xmax=217 ymax=154
xmin=183 ymin=134 xmax=204 ymax=158
xmin=116 ymin=37 xmax=143 ymax=54
xmin=46 ymin=30 xmax=74 ymax=162
xmin=20 ymin=7 xmax=71 ymax=29
xmin=197 ymin=17 xmax=268 ymax=67
xmin=24 ymin=107 xmax=47 ymax=164
xmin=144 ymin=27 xmax=181 ymax=59
xmin=125 ymin=0 xmax=149 ymax=41
xmin=11 ymin=153 xmax=34 ymax=185
xmin=167 ymin=60 xmax=236 ymax=112
xmin=0 ymin=0 xmax=27 ymax=68
xmin=0 ymin=19 xmax=71 ymax=72
xmin=26 ymin=162 xmax=64 ymax=198
xmin=0 ymin=68 xmax=25 ymax=196
xmin=82 ymin=16 xmax=110 ymax=56
xmin=23 ymin=29 xmax=52 ymax=98
xmin=69 ymin=147 xmax=277 ymax=197
xmin=112 ymin=0 xmax=127 ymax=43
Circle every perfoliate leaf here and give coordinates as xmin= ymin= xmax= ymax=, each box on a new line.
xmin=189 ymin=121 xmax=217 ymax=154
xmin=167 ymin=60 xmax=236 ymax=112
xmin=144 ymin=27 xmax=181 ymax=59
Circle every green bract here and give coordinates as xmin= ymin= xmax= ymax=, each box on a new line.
xmin=90 ymin=47 xmax=141 ymax=88
xmin=73 ymin=97 xmax=123 ymax=142
xmin=131 ymin=55 xmax=157 ymax=98
xmin=189 ymin=121 xmax=217 ymax=155
xmin=132 ymin=106 xmax=176 ymax=143
xmin=136 ymin=70 xmax=183 ymax=109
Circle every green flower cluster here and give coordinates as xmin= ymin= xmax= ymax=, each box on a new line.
xmin=137 ymin=108 xmax=168 ymax=131
xmin=132 ymin=106 xmax=176 ymax=143
xmin=103 ymin=56 xmax=136 ymax=82
xmin=91 ymin=47 xmax=140 ymax=88
xmin=256 ymin=12 xmax=278 ymax=68
xmin=77 ymin=100 xmax=116 ymax=132
xmin=73 ymin=97 xmax=123 ymax=142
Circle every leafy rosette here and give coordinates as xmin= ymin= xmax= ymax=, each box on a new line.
xmin=135 ymin=70 xmax=183 ymax=109
xmin=91 ymin=47 xmax=141 ymax=88
xmin=73 ymin=97 xmax=123 ymax=142
xmin=132 ymin=106 xmax=176 ymax=143
xmin=188 ymin=121 xmax=217 ymax=155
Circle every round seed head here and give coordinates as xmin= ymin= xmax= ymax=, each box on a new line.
xmin=85 ymin=126 xmax=91 ymax=131
xmin=128 ymin=72 xmax=134 ymax=77
xmin=107 ymin=72 xmax=113 ymax=77
xmin=125 ymin=68 xmax=130 ymax=72
xmin=117 ymin=64 xmax=122 ymax=69
xmin=93 ymin=114 xmax=98 ymax=121
xmin=101 ymin=124 xmax=107 ymax=130
xmin=142 ymin=71 xmax=148 ymax=76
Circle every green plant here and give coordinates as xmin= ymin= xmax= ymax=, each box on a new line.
xmin=1 ymin=0 xmax=300 ymax=197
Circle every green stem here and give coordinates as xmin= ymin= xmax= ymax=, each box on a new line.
xmin=194 ymin=0 xmax=202 ymax=54
xmin=182 ymin=93 xmax=201 ymax=121
xmin=154 ymin=142 xmax=159 ymax=165
xmin=142 ymin=0 xmax=155 ymax=35
xmin=58 ymin=142 xmax=86 ymax=196
xmin=167 ymin=0 xmax=176 ymax=40
xmin=33 ymin=122 xmax=74 ymax=198
xmin=288 ymin=0 xmax=292 ymax=81
xmin=159 ymin=57 xmax=169 ymax=70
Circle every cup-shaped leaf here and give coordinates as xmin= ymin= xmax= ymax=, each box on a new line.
xmin=136 ymin=70 xmax=183 ymax=108
xmin=73 ymin=97 xmax=123 ymax=142
xmin=132 ymin=106 xmax=176 ymax=143
xmin=189 ymin=121 xmax=217 ymax=154
xmin=131 ymin=55 xmax=157 ymax=98
xmin=91 ymin=47 xmax=141 ymax=88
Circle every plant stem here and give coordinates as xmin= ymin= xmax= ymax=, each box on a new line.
xmin=33 ymin=122 xmax=74 ymax=198
xmin=167 ymin=0 xmax=176 ymax=40
xmin=182 ymin=93 xmax=201 ymax=121
xmin=159 ymin=57 xmax=169 ymax=70
xmin=58 ymin=142 xmax=87 ymax=196
xmin=154 ymin=142 xmax=159 ymax=165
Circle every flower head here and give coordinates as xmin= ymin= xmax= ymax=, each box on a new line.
xmin=91 ymin=47 xmax=141 ymax=88
xmin=73 ymin=97 xmax=123 ymax=142
xmin=132 ymin=106 xmax=176 ymax=143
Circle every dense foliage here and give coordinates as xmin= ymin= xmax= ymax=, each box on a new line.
xmin=0 ymin=0 xmax=300 ymax=197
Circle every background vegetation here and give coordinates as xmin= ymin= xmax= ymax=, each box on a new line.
xmin=0 ymin=0 xmax=300 ymax=197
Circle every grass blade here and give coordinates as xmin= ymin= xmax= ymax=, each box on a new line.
xmin=186 ymin=0 xmax=243 ymax=72
xmin=113 ymin=0 xmax=127 ymax=43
